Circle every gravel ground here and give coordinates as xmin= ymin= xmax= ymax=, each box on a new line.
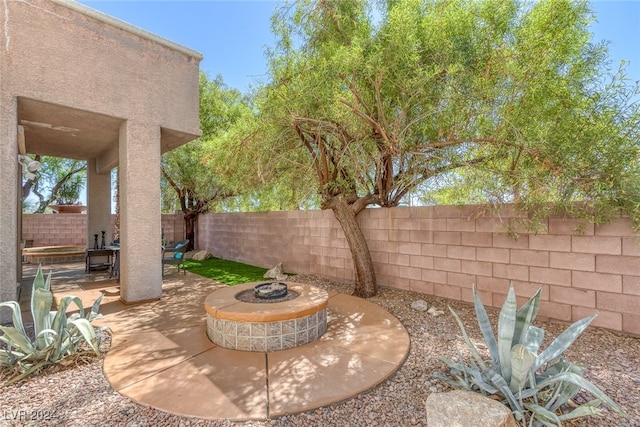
xmin=1 ymin=274 xmax=638 ymax=427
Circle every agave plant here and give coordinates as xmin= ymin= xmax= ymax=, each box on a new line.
xmin=435 ymin=283 xmax=628 ymax=426
xmin=0 ymin=265 xmax=104 ymax=383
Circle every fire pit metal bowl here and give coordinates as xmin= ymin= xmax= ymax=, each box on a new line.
xmin=254 ymin=282 xmax=288 ymax=300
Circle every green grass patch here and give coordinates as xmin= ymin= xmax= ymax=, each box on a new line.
xmin=183 ymin=257 xmax=268 ymax=285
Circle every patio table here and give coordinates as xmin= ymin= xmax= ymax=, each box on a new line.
xmin=85 ymin=248 xmax=112 ymax=272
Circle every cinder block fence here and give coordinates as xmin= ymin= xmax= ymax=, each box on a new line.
xmin=198 ymin=206 xmax=640 ymax=336
xmin=22 ymin=213 xmax=184 ymax=247
xmin=21 ymin=207 xmax=639 ymax=335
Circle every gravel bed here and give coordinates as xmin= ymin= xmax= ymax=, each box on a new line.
xmin=1 ymin=274 xmax=638 ymax=426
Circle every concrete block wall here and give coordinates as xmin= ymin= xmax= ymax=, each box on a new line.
xmin=198 ymin=206 xmax=640 ymax=335
xmin=23 ymin=213 xmax=184 ymax=248
xmin=22 ymin=214 xmax=88 ymax=247
xmin=162 ymin=213 xmax=185 ymax=245
xmin=198 ymin=210 xmax=339 ymax=279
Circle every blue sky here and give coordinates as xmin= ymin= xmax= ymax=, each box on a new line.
xmin=77 ymin=0 xmax=640 ymax=93
xmin=79 ymin=0 xmax=282 ymax=92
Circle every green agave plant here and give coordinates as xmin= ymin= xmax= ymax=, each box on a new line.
xmin=0 ymin=265 xmax=104 ymax=384
xmin=435 ymin=283 xmax=628 ymax=427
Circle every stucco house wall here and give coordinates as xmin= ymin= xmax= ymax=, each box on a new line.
xmin=2 ymin=0 xmax=200 ymax=141
xmin=198 ymin=206 xmax=640 ymax=336
xmin=1 ymin=0 xmax=201 ymax=312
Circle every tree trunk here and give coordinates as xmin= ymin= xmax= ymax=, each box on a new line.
xmin=328 ymin=197 xmax=377 ymax=298
xmin=184 ymin=212 xmax=196 ymax=251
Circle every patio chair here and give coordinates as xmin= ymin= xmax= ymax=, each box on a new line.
xmin=162 ymin=239 xmax=189 ymax=276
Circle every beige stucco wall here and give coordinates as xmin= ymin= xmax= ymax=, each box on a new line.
xmin=0 ymin=95 xmax=19 ymax=306
xmin=2 ymin=0 xmax=200 ymax=144
xmin=198 ymin=206 xmax=640 ymax=336
xmin=1 ymin=0 xmax=201 ymax=313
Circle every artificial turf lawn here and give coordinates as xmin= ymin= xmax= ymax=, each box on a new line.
xmin=183 ymin=257 xmax=269 ymax=285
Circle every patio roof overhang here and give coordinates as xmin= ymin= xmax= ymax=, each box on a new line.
xmin=0 ymin=0 xmax=203 ymax=315
xmin=18 ymin=98 xmax=198 ymax=173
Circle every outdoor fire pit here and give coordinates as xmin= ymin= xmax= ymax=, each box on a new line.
xmin=204 ymin=282 xmax=329 ymax=352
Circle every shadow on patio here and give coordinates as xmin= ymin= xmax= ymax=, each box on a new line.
xmin=18 ymin=261 xmax=409 ymax=421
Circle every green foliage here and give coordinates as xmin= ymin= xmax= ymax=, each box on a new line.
xmin=216 ymin=0 xmax=640 ymax=296
xmin=23 ymin=156 xmax=86 ymax=213
xmin=436 ymin=284 xmax=628 ymax=426
xmin=226 ymin=0 xmax=639 ymax=221
xmin=0 ymin=266 xmax=104 ymax=384
xmin=161 ymin=72 xmax=246 ymax=214
xmin=206 ymin=83 xmax=319 ymax=212
xmin=215 ymin=184 xmax=320 ymax=212
xmin=55 ymin=177 xmax=85 ymax=207
xmin=161 ymin=72 xmax=250 ymax=248
xmin=183 ymin=258 xmax=271 ymax=285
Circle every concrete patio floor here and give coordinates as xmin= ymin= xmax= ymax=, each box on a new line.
xmin=20 ymin=262 xmax=410 ymax=421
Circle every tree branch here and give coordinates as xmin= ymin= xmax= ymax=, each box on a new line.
xmin=162 ymin=167 xmax=187 ymax=211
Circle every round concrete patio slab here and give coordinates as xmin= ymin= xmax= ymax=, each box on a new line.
xmin=100 ymin=274 xmax=410 ymax=421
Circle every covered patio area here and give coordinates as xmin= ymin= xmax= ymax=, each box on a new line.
xmin=1 ymin=0 xmax=202 ymax=321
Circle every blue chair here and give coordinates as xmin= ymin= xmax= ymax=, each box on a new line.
xmin=162 ymin=239 xmax=189 ymax=276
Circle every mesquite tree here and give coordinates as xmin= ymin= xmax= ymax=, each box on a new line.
xmin=161 ymin=72 xmax=244 ymax=249
xmin=220 ymin=0 xmax=640 ymax=297
xmin=22 ymin=156 xmax=86 ymax=213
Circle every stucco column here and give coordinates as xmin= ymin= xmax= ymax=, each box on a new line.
xmin=87 ymin=159 xmax=113 ymax=248
xmin=0 ymin=95 xmax=19 ymax=321
xmin=87 ymin=158 xmax=112 ymax=248
xmin=118 ymin=120 xmax=162 ymax=302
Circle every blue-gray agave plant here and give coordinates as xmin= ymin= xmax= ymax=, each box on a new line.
xmin=435 ymin=284 xmax=628 ymax=426
xmin=0 ymin=265 xmax=104 ymax=383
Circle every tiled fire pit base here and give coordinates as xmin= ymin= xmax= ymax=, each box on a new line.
xmin=204 ymin=282 xmax=329 ymax=352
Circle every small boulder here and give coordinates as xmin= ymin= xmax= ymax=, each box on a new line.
xmin=427 ymin=306 xmax=445 ymax=317
xmin=426 ymin=390 xmax=517 ymax=427
xmin=411 ymin=300 xmax=429 ymax=312
xmin=192 ymin=250 xmax=213 ymax=261
xmin=264 ymin=262 xmax=284 ymax=279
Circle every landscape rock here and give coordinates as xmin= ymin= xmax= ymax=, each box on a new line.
xmin=427 ymin=306 xmax=445 ymax=317
xmin=192 ymin=250 xmax=213 ymax=261
xmin=264 ymin=262 xmax=284 ymax=279
xmin=183 ymin=250 xmax=197 ymax=259
xmin=411 ymin=300 xmax=429 ymax=312
xmin=426 ymin=390 xmax=517 ymax=427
